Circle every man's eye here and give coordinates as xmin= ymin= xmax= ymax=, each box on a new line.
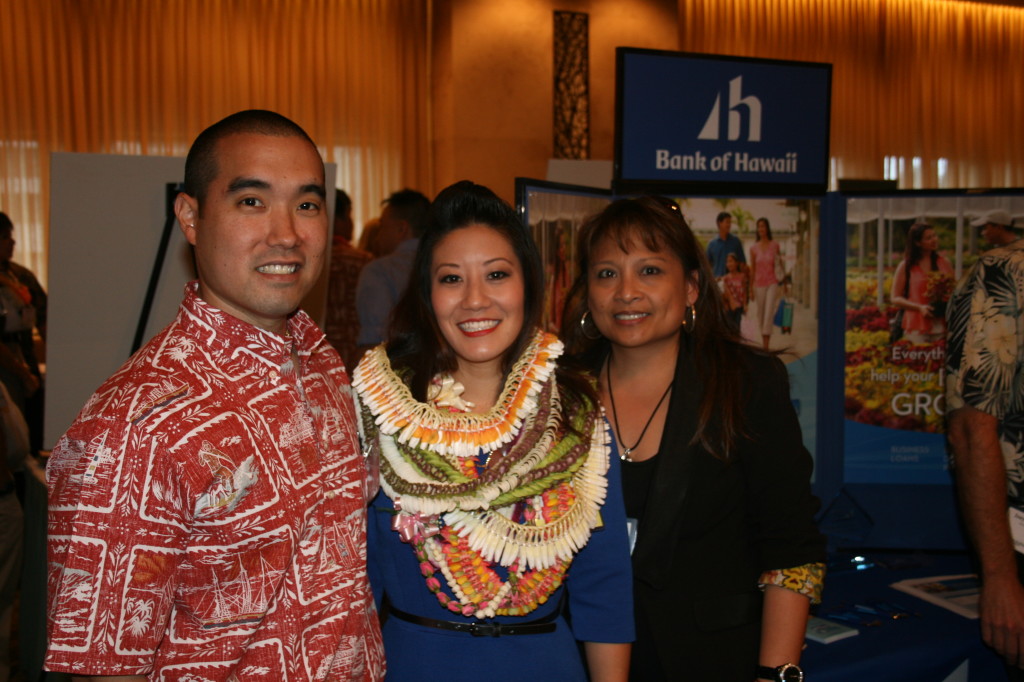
xmin=240 ymin=197 xmax=262 ymax=207
xmin=299 ymin=201 xmax=321 ymax=212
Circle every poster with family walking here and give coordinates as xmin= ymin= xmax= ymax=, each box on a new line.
xmin=842 ymin=193 xmax=1024 ymax=485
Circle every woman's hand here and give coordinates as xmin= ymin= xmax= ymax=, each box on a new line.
xmin=919 ymin=303 xmax=934 ymax=318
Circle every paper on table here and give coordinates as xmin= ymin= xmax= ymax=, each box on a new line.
xmin=890 ymin=574 xmax=980 ymax=619
xmin=805 ymin=616 xmax=859 ymax=644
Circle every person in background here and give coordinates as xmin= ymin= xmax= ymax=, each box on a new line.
xmin=354 ymin=181 xmax=633 ymax=681
xmin=355 ymin=189 xmax=430 ymax=351
xmin=325 ymin=189 xmax=373 ymax=368
xmin=947 ymin=223 xmax=1024 ymax=679
xmin=45 ymin=110 xmax=384 ymax=681
xmin=0 ymin=212 xmax=46 ymax=454
xmin=358 ymin=217 xmax=385 ymax=257
xmin=705 ymin=210 xmax=745 ymax=279
xmin=749 ymin=217 xmax=783 ymax=350
xmin=721 ymin=252 xmax=749 ymax=332
xmin=0 ymin=398 xmax=25 ymax=682
xmin=562 ymin=196 xmax=824 ymax=682
xmin=890 ymin=222 xmax=954 ymax=344
xmin=972 ymin=209 xmax=1019 ymax=249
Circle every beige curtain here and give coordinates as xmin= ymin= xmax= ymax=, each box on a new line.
xmin=0 ymin=0 xmax=432 ymax=287
xmin=679 ymin=0 xmax=1024 ymax=191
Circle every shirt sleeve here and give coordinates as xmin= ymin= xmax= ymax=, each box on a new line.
xmin=565 ymin=425 xmax=635 ymax=644
xmin=945 ymin=256 xmax=1024 ymax=419
xmin=758 ymin=562 xmax=826 ymax=604
xmin=45 ymin=417 xmax=189 ymax=675
xmin=740 ymin=356 xmax=826 ymax=575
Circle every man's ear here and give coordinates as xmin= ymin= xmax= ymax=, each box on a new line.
xmin=175 ymin=193 xmax=199 ymax=246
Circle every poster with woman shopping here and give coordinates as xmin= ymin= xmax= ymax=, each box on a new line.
xmin=842 ymin=194 xmax=1024 ymax=484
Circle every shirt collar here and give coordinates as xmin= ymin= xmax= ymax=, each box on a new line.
xmin=180 ymin=281 xmax=326 ymax=369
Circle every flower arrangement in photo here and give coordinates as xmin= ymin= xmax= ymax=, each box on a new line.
xmin=924 ymin=270 xmax=956 ymax=318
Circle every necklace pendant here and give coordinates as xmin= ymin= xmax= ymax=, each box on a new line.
xmin=620 ymin=447 xmax=633 ymax=462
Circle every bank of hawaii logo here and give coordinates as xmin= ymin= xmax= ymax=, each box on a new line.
xmin=654 ymin=74 xmax=798 ymax=174
xmin=698 ymin=76 xmax=761 ymax=142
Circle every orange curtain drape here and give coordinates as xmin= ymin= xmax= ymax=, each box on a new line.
xmin=0 ymin=0 xmax=432 ymax=288
xmin=679 ymin=0 xmax=1024 ymax=191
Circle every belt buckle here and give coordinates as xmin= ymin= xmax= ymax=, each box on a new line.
xmin=468 ymin=621 xmax=502 ymax=637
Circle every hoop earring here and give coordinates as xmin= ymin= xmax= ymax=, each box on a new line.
xmin=681 ymin=305 xmax=696 ymax=334
xmin=580 ymin=310 xmax=603 ymax=340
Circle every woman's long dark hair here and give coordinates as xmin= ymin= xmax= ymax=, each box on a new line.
xmin=756 ymin=217 xmax=773 ymax=241
xmin=903 ymin=222 xmax=939 ymax=270
xmin=560 ymin=196 xmax=759 ymax=460
xmin=386 ymin=180 xmax=595 ymax=412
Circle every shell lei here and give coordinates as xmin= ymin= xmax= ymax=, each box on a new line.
xmin=353 ymin=330 xmax=610 ymax=617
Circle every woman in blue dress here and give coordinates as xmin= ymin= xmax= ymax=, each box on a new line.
xmin=353 ymin=181 xmax=633 ymax=681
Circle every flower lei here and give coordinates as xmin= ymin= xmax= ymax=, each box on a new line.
xmin=353 ymin=330 xmax=609 ymax=618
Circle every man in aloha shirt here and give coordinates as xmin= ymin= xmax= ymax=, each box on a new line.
xmin=947 ymin=228 xmax=1024 ymax=676
xmin=45 ymin=110 xmax=385 ymax=681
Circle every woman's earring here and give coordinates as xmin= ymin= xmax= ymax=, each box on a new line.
xmin=681 ymin=305 xmax=696 ymax=334
xmin=580 ymin=310 xmax=603 ymax=340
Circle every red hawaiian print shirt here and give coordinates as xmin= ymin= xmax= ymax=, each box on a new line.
xmin=45 ymin=283 xmax=385 ymax=681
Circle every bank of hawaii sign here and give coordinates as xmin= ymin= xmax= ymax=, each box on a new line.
xmin=615 ymin=49 xmax=832 ymax=196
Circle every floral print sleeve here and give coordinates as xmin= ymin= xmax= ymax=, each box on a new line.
xmin=946 ymin=240 xmax=1024 ymax=503
xmin=946 ymin=242 xmax=1024 ymax=418
xmin=759 ymin=562 xmax=826 ymax=604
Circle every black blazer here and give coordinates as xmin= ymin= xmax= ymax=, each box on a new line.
xmin=628 ymin=336 xmax=825 ymax=680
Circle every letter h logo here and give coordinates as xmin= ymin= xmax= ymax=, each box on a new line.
xmin=698 ymin=76 xmax=762 ymax=142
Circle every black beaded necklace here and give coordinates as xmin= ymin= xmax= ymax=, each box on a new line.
xmin=605 ymin=360 xmax=674 ymax=462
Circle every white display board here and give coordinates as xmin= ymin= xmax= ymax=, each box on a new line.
xmin=45 ymin=152 xmax=335 ymax=448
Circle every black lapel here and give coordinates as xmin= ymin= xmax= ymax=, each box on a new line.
xmin=632 ymin=333 xmax=702 ymax=589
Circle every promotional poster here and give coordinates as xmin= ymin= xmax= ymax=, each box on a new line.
xmin=520 ymin=181 xmax=821 ymax=462
xmin=843 ymin=194 xmax=1023 ymax=484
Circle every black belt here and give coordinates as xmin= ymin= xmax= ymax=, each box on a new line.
xmin=383 ymin=600 xmax=560 ymax=637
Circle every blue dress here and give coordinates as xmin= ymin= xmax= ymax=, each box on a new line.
xmin=367 ymin=441 xmax=634 ymax=681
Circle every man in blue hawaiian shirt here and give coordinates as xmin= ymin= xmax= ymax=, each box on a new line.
xmin=947 ymin=220 xmax=1024 ymax=676
xmin=705 ymin=211 xmax=745 ymax=278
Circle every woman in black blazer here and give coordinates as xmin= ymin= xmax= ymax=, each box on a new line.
xmin=561 ymin=197 xmax=825 ymax=682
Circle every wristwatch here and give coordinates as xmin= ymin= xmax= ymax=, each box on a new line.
xmin=756 ymin=662 xmax=804 ymax=681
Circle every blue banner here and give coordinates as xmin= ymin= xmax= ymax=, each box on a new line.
xmin=616 ymin=49 xmax=831 ymax=193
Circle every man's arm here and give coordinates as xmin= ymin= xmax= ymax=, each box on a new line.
xmin=949 ymin=404 xmax=1024 ymax=668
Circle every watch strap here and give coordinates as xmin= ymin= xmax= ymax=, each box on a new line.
xmin=757 ymin=663 xmax=804 ymax=681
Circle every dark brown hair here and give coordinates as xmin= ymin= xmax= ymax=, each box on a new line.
xmin=561 ymin=196 xmax=761 ymax=459
xmin=903 ymin=222 xmax=939 ymax=270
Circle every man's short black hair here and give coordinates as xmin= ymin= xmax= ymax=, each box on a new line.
xmin=716 ymin=211 xmax=732 ymax=225
xmin=183 ymin=110 xmax=319 ymax=204
xmin=0 ymin=211 xmax=12 ymax=234
xmin=383 ymin=189 xmax=431 ymax=237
